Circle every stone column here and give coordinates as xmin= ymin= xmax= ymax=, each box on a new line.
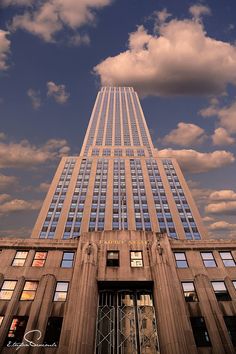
xmin=18 ymin=274 xmax=56 ymax=354
xmin=0 ymin=276 xmax=25 ymax=349
xmin=60 ymin=240 xmax=98 ymax=354
xmin=194 ymin=274 xmax=235 ymax=354
xmin=150 ymin=234 xmax=197 ymax=354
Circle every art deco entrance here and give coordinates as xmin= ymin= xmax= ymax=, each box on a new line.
xmin=95 ymin=290 xmax=160 ymax=354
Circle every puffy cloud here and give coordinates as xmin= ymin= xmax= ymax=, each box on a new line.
xmin=189 ymin=4 xmax=211 ymax=19
xmin=27 ymin=88 xmax=41 ymax=109
xmin=202 ymin=216 xmax=215 ymax=222
xmin=0 ymin=30 xmax=10 ymax=71
xmin=154 ymin=9 xmax=171 ymax=25
xmin=162 ymin=122 xmax=206 ymax=146
xmin=205 ymin=201 xmax=236 ymax=215
xmin=0 ymin=137 xmax=70 ymax=168
xmin=94 ymin=17 xmax=236 ymax=96
xmin=10 ymin=0 xmax=111 ymax=42
xmin=1 ymin=0 xmax=33 ymax=6
xmin=187 ymin=184 xmax=212 ymax=206
xmin=200 ymin=100 xmax=236 ymax=134
xmin=0 ymin=194 xmax=10 ymax=203
xmin=0 ymin=132 xmax=6 ymax=140
xmin=0 ymin=197 xmax=42 ymax=215
xmin=209 ymin=189 xmax=236 ymax=201
xmin=208 ymin=221 xmax=236 ymax=231
xmin=0 ymin=174 xmax=17 ymax=190
xmin=0 ymin=226 xmax=31 ymax=238
xmin=47 ymin=81 xmax=69 ymax=104
xmin=69 ymin=33 xmax=90 ymax=46
xmin=212 ymin=127 xmax=234 ymax=146
xmin=38 ymin=182 xmax=50 ymax=192
xmin=158 ymin=148 xmax=235 ymax=173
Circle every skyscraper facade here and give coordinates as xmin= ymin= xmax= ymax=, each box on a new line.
xmin=32 ymin=86 xmax=205 ymax=241
xmin=0 ymin=87 xmax=236 ymax=354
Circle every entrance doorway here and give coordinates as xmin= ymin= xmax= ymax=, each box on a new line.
xmin=95 ymin=289 xmax=160 ymax=354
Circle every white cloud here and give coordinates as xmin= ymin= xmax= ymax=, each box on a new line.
xmin=27 ymin=88 xmax=41 ymax=109
xmin=0 ymin=30 xmax=10 ymax=70
xmin=189 ymin=4 xmax=211 ymax=19
xmin=212 ymin=127 xmax=235 ymax=146
xmin=0 ymin=132 xmax=6 ymax=140
xmin=209 ymin=189 xmax=236 ymax=201
xmin=69 ymin=33 xmax=90 ymax=46
xmin=0 ymin=174 xmax=17 ymax=190
xmin=0 ymin=226 xmax=32 ymax=238
xmin=200 ymin=100 xmax=236 ymax=134
xmin=202 ymin=216 xmax=215 ymax=222
xmin=10 ymin=0 xmax=111 ymax=42
xmin=0 ymin=137 xmax=70 ymax=168
xmin=187 ymin=183 xmax=212 ymax=206
xmin=158 ymin=148 xmax=235 ymax=173
xmin=153 ymin=9 xmax=171 ymax=31
xmin=38 ymin=182 xmax=50 ymax=193
xmin=0 ymin=197 xmax=42 ymax=215
xmin=208 ymin=221 xmax=236 ymax=231
xmin=94 ymin=16 xmax=236 ymax=96
xmin=1 ymin=0 xmax=33 ymax=6
xmin=162 ymin=122 xmax=206 ymax=146
xmin=47 ymin=81 xmax=70 ymax=104
xmin=205 ymin=201 xmax=236 ymax=215
xmin=0 ymin=194 xmax=11 ymax=203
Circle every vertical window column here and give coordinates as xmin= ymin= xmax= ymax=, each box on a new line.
xmin=162 ymin=159 xmax=200 ymax=240
xmin=112 ymin=159 xmax=127 ymax=230
xmin=130 ymin=159 xmax=151 ymax=231
xmin=146 ymin=159 xmax=177 ymax=238
xmin=89 ymin=159 xmax=108 ymax=231
xmin=40 ymin=158 xmax=76 ymax=239
xmin=63 ymin=159 xmax=91 ymax=239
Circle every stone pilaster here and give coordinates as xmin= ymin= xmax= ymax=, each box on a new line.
xmin=194 ymin=274 xmax=235 ymax=354
xmin=150 ymin=234 xmax=197 ymax=354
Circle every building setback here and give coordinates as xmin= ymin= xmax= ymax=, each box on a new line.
xmin=0 ymin=87 xmax=235 ymax=353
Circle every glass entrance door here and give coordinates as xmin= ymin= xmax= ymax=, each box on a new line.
xmin=95 ymin=290 xmax=160 ymax=354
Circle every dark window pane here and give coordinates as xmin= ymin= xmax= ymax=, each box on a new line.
xmin=190 ymin=317 xmax=211 ymax=347
xmin=44 ymin=317 xmax=63 ymax=346
xmin=4 ymin=316 xmax=28 ymax=346
xmin=224 ymin=316 xmax=236 ymax=346
xmin=107 ymin=251 xmax=119 ymax=267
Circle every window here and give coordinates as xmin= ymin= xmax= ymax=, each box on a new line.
xmin=0 ymin=280 xmax=17 ymax=300
xmin=32 ymin=251 xmax=47 ymax=267
xmin=182 ymin=282 xmax=198 ymax=302
xmin=233 ymin=280 xmax=236 ymax=289
xmin=44 ymin=317 xmax=63 ymax=346
xmin=174 ymin=252 xmax=188 ymax=268
xmin=130 ymin=251 xmax=143 ymax=267
xmin=12 ymin=251 xmax=28 ymax=266
xmin=61 ymin=252 xmax=75 ymax=268
xmin=190 ymin=317 xmax=211 ymax=347
xmin=4 ymin=316 xmax=28 ymax=346
xmin=54 ymin=282 xmax=69 ymax=301
xmin=219 ymin=252 xmax=235 ymax=267
xmin=20 ymin=281 xmax=38 ymax=301
xmin=0 ymin=316 xmax=4 ymax=326
xmin=212 ymin=281 xmax=231 ymax=301
xmin=107 ymin=251 xmax=119 ymax=267
xmin=224 ymin=316 xmax=236 ymax=346
xmin=201 ymin=252 xmax=217 ymax=267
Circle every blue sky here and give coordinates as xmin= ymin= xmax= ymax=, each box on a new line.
xmin=0 ymin=0 xmax=236 ymax=238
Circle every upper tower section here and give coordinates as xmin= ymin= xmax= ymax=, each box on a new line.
xmin=80 ymin=87 xmax=155 ymax=157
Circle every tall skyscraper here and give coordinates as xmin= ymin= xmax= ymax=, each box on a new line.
xmin=0 ymin=87 xmax=236 ymax=354
xmin=32 ymin=86 xmax=206 ymax=241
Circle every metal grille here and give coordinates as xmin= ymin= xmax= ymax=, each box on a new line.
xmin=95 ymin=290 xmax=160 ymax=354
